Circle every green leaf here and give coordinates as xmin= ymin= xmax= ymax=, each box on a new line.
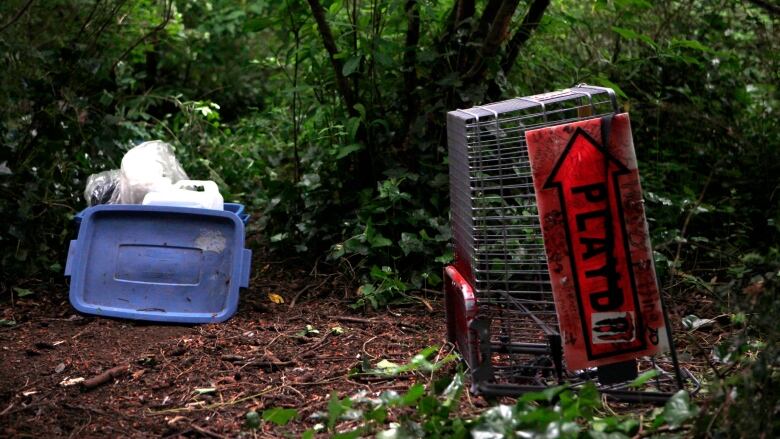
xmin=270 ymin=233 xmax=288 ymax=242
xmin=628 ymin=369 xmax=660 ymax=388
xmin=0 ymin=319 xmax=16 ymax=327
xmin=375 ymin=359 xmax=400 ymax=370
xmin=346 ymin=117 xmax=361 ymax=141
xmin=611 ymin=26 xmax=640 ymax=40
xmin=262 ymin=407 xmax=298 ymax=426
xmin=593 ymin=76 xmax=628 ymax=99
xmin=612 ymin=26 xmax=657 ymax=48
xmin=342 ymin=56 xmax=361 ymax=76
xmin=336 ymin=144 xmax=363 ymax=160
xmin=401 ymin=383 xmax=425 ymax=406
xmin=353 ymin=103 xmax=366 ymax=120
xmin=434 ymin=250 xmax=454 ymax=264
xmin=327 ymin=392 xmax=351 ymax=430
xmin=662 ymin=390 xmax=698 ymax=428
xmin=302 ymin=429 xmax=315 ymax=439
xmin=369 ymin=234 xmax=392 ymax=248
xmin=13 ymin=287 xmax=34 ymax=297
xmin=441 ymin=373 xmax=464 ymax=409
xmin=671 ymin=38 xmax=713 ymax=52
xmin=399 ymin=232 xmax=423 ymax=255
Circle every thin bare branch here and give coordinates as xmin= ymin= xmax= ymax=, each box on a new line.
xmin=464 ymin=0 xmax=522 ymax=79
xmin=0 ymin=0 xmax=35 ymax=33
xmin=747 ymin=0 xmax=780 ymax=15
xmin=110 ymin=0 xmax=173 ymax=72
xmin=306 ymin=0 xmax=357 ymax=115
xmin=500 ymin=0 xmax=550 ymax=74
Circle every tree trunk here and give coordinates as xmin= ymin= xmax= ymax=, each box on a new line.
xmin=306 ymin=0 xmax=358 ymax=116
xmin=500 ymin=0 xmax=550 ymax=74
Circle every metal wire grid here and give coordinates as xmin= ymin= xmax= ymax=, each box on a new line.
xmin=448 ymin=86 xmax=619 ymax=357
xmin=447 ymin=86 xmax=699 ymax=399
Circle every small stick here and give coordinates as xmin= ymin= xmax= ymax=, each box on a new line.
xmin=289 ymin=277 xmax=331 ymax=309
xmin=191 ymin=424 xmax=229 ymax=439
xmin=82 ymin=364 xmax=130 ymax=390
xmin=241 ymin=360 xmax=294 ymax=371
xmin=333 ymin=315 xmax=376 ymax=324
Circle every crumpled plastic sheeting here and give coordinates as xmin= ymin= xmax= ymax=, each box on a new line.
xmin=118 ymin=140 xmax=189 ymax=204
xmin=84 ymin=169 xmax=121 ymax=207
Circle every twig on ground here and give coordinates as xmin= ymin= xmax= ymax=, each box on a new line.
xmin=289 ymin=277 xmax=331 ymax=309
xmin=191 ymin=424 xmax=229 ymax=439
xmin=296 ymin=333 xmax=331 ymax=359
xmin=0 ymin=403 xmax=15 ymax=417
xmin=82 ymin=364 xmax=130 ymax=390
xmin=333 ymin=315 xmax=377 ymax=324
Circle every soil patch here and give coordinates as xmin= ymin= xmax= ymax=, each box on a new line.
xmin=0 ymin=257 xmax=450 ymax=437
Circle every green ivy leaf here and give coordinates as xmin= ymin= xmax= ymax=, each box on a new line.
xmin=342 ymin=56 xmax=362 ymax=76
xmin=593 ymin=76 xmax=628 ymax=99
xmin=262 ymin=407 xmax=298 ymax=426
xmin=628 ymin=369 xmax=660 ymax=388
xmin=13 ymin=287 xmax=34 ymax=297
xmin=662 ymin=390 xmax=698 ymax=428
xmin=401 ymin=383 xmax=425 ymax=406
xmin=336 ymin=144 xmax=363 ymax=160
xmin=368 ymin=234 xmax=392 ymax=248
xmin=671 ymin=38 xmax=713 ymax=53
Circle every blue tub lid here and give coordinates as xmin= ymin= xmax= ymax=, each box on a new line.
xmin=65 ymin=205 xmax=252 ymax=323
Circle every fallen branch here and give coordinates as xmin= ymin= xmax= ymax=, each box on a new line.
xmin=333 ymin=315 xmax=377 ymax=324
xmin=241 ymin=360 xmax=295 ymax=371
xmin=82 ymin=364 xmax=130 ymax=390
xmin=296 ymin=333 xmax=331 ymax=359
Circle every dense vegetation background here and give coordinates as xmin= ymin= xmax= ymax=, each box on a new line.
xmin=1 ymin=0 xmax=778 ymax=436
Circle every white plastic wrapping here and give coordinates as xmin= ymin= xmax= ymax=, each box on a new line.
xmin=84 ymin=169 xmax=121 ymax=206
xmin=118 ymin=140 xmax=189 ymax=204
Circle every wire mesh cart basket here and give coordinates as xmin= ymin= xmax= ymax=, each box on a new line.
xmin=444 ymin=85 xmax=699 ymax=402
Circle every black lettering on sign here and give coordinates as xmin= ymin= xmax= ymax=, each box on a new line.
xmin=571 ymin=183 xmax=608 ymax=202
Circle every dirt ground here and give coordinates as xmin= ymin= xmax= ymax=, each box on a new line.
xmin=0 ymin=246 xmax=716 ymax=438
xmin=0 ymin=253 xmax=461 ymax=438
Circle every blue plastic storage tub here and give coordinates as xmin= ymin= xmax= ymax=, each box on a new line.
xmin=73 ymin=202 xmax=250 ymax=227
xmin=65 ymin=204 xmax=252 ymax=323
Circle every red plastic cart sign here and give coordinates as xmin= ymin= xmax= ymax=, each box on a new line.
xmin=526 ymin=114 xmax=668 ymax=370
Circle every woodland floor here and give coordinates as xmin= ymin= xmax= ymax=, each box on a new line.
xmin=0 ymin=249 xmax=717 ymax=438
xmin=0 ymin=250 xmax=467 ymax=438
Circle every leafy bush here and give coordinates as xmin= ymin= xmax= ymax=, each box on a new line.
xmin=256 ymin=374 xmax=701 ymax=438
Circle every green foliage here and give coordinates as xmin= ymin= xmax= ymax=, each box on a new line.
xmin=352 ymin=346 xmax=458 ymax=378
xmin=693 ymin=250 xmax=780 ymax=437
xmin=265 ymin=377 xmax=698 ymax=437
xmin=1 ymin=1 xmax=778 ymax=433
xmin=262 ymin=407 xmax=299 ymax=426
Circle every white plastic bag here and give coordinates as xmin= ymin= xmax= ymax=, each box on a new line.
xmin=119 ymin=141 xmax=188 ymax=204
xmin=84 ymin=169 xmax=121 ymax=206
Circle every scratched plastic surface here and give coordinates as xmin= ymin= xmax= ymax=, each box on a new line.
xmin=65 ymin=205 xmax=252 ymax=323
